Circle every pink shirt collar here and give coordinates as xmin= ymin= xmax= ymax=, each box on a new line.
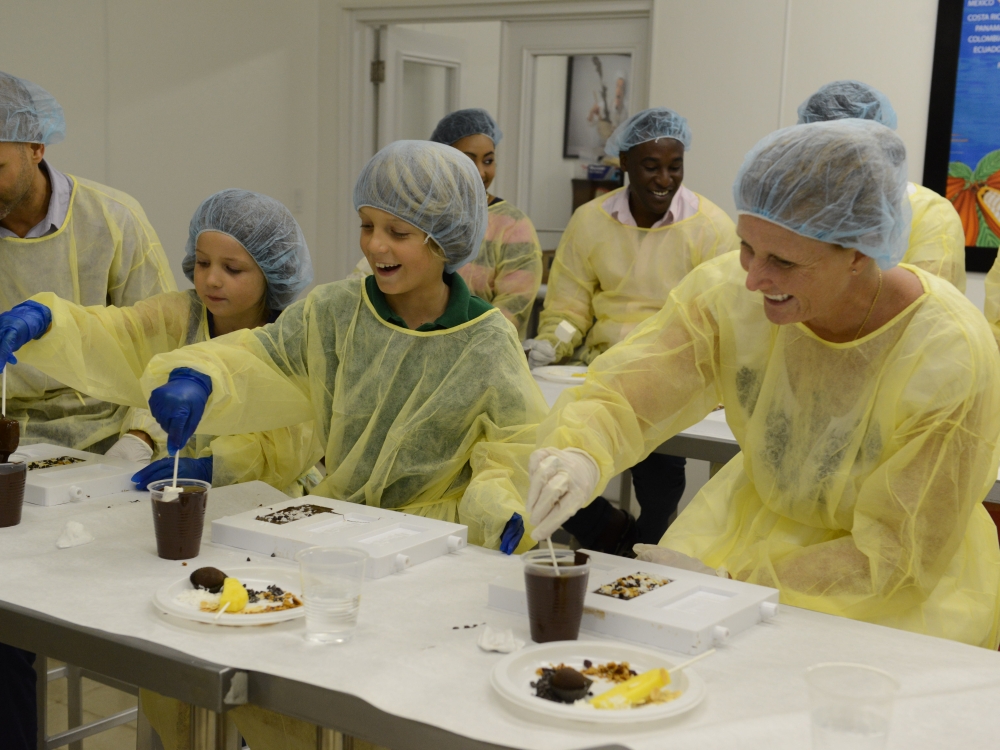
xmin=602 ymin=184 xmax=698 ymax=228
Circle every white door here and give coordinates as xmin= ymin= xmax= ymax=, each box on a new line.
xmin=377 ymin=27 xmax=470 ymax=148
xmin=497 ymin=18 xmax=650 ymax=248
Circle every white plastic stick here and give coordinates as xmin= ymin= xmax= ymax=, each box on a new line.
xmin=546 ymin=537 xmax=560 ymax=576
xmin=171 ymin=451 xmax=180 ymax=490
xmin=213 ymin=602 xmax=230 ymax=621
xmin=2 ymin=367 xmax=6 ymax=417
xmin=667 ymin=648 xmax=716 ymax=675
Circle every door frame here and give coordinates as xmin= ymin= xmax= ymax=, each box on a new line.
xmin=331 ymin=0 xmax=652 ymax=280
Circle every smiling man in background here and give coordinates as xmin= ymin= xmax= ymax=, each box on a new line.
xmin=522 ymin=107 xmax=738 ymax=556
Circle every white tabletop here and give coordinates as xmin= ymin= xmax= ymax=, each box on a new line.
xmin=2 ymin=481 xmax=999 ymax=749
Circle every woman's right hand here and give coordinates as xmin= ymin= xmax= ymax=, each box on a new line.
xmin=0 ymin=300 xmax=52 ymax=368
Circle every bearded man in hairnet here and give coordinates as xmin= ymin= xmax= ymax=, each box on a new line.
xmin=0 ymin=71 xmax=175 ymax=750
xmin=527 ymin=119 xmax=1000 ymax=649
xmin=798 ymin=79 xmax=966 ymax=292
xmin=522 ymin=107 xmax=739 ymax=555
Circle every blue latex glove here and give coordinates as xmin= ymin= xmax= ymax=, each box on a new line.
xmin=147 ymin=368 xmax=213 ymax=454
xmin=500 ymin=512 xmax=524 ymax=555
xmin=132 ymin=456 xmax=213 ymax=490
xmin=0 ymin=300 xmax=52 ymax=369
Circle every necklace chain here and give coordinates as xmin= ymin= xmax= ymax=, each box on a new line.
xmin=854 ymin=267 xmax=883 ymax=341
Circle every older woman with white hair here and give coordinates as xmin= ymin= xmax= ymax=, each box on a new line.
xmin=526 ymin=119 xmax=1000 ymax=648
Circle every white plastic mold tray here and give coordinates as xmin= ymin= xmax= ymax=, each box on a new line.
xmin=12 ymin=443 xmax=140 ymax=507
xmin=488 ymin=550 xmax=779 ymax=654
xmin=211 ymin=495 xmax=468 ymax=579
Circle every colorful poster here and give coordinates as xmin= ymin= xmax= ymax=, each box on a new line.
xmin=947 ymin=0 xmax=1000 ymax=248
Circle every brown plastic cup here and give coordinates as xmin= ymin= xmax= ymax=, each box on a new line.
xmin=149 ymin=479 xmax=210 ymax=560
xmin=523 ymin=549 xmax=590 ymax=643
xmin=0 ymin=460 xmax=26 ymax=528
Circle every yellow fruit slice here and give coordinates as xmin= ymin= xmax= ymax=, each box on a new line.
xmin=218 ymin=577 xmax=249 ymax=613
xmin=590 ymin=668 xmax=670 ymax=709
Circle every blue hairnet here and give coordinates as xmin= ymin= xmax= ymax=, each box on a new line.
xmin=353 ymin=140 xmax=488 ymax=273
xmin=0 ymin=71 xmax=65 ymax=145
xmin=429 ymin=108 xmax=503 ymax=146
xmin=183 ymin=189 xmax=313 ymax=311
xmin=604 ymin=107 xmax=691 ymax=157
xmin=797 ymin=80 xmax=898 ymax=130
xmin=733 ymin=119 xmax=911 ymax=270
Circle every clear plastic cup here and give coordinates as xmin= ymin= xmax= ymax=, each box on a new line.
xmin=0 ymin=458 xmax=26 ymax=528
xmin=523 ymin=549 xmax=590 ymax=643
xmin=296 ymin=546 xmax=369 ymax=644
xmin=148 ymin=478 xmax=210 ymax=560
xmin=806 ymin=663 xmax=899 ymax=750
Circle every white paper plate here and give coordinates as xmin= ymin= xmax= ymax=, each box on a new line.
xmin=153 ymin=565 xmax=304 ymax=627
xmin=533 ymin=365 xmax=588 ymax=385
xmin=490 ymin=641 xmax=706 ymax=724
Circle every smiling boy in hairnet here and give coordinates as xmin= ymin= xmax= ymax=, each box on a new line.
xmin=133 ymin=141 xmax=548 ymax=748
xmin=797 ymin=79 xmax=966 ymax=291
xmin=522 ymin=107 xmax=739 ymax=555
xmin=142 ymin=140 xmax=546 ymax=555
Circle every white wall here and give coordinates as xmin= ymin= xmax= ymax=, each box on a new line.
xmin=649 ymin=0 xmax=940 ymax=218
xmin=0 ymin=0 xmax=318 ymax=290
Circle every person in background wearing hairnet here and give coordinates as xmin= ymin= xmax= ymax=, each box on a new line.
xmin=0 ymin=72 xmax=176 ymax=452
xmin=0 ymin=71 xmax=175 ymax=750
xmin=798 ymin=79 xmax=966 ymax=291
xmin=523 ymin=107 xmax=739 ymax=556
xmin=352 ymin=109 xmax=543 ymax=339
xmin=528 ymin=119 xmax=1000 ymax=648
xmin=0 ymin=189 xmax=323 ymax=495
xmin=131 ymin=140 xmax=547 ymax=749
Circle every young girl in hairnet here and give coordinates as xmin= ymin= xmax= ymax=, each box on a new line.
xmin=138 ymin=140 xmax=547 ymax=557
xmin=0 ymin=189 xmax=323 ymax=494
xmin=353 ymin=109 xmax=543 ymax=340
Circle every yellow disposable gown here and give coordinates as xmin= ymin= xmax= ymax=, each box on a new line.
xmin=18 ymin=290 xmax=323 ymax=495
xmin=535 ymin=187 xmax=738 ymax=363
xmin=0 ymin=176 xmax=176 ymax=451
xmin=538 ymin=252 xmax=1000 ymax=648
xmin=985 ymin=254 xmax=1000 ymax=349
xmin=902 ymin=183 xmax=966 ymax=292
xmin=140 ymin=277 xmax=548 ymax=551
xmin=351 ymin=199 xmax=543 ymax=340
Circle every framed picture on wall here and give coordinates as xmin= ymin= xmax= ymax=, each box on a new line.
xmin=925 ymin=0 xmax=1000 ymax=271
xmin=563 ymin=54 xmax=632 ymax=160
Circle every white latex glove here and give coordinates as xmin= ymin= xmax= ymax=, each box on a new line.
xmin=527 ymin=447 xmax=601 ymax=541
xmin=633 ymin=544 xmax=727 ymax=577
xmin=522 ymin=339 xmax=557 ymax=369
xmin=105 ymin=434 xmax=153 ymax=464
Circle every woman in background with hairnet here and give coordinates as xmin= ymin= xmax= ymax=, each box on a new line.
xmin=522 ymin=107 xmax=739 ymax=555
xmin=352 ymin=108 xmax=543 ymax=339
xmin=0 ymin=189 xmax=323 ymax=495
xmin=798 ymin=79 xmax=967 ymax=292
xmin=527 ymin=119 xmax=1000 ymax=648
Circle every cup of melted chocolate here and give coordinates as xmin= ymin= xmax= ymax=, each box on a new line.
xmin=148 ymin=478 xmax=210 ymax=560
xmin=0 ymin=458 xmax=27 ymax=528
xmin=523 ymin=549 xmax=590 ymax=643
xmin=0 ymin=416 xmax=20 ymax=463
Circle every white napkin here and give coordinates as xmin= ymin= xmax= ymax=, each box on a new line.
xmin=476 ymin=626 xmax=524 ymax=653
xmin=56 ymin=521 xmax=94 ymax=549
